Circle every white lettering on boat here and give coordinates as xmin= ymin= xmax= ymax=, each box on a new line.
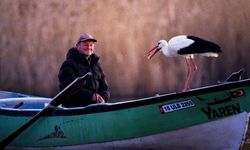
xmin=160 ymin=100 xmax=195 ymax=113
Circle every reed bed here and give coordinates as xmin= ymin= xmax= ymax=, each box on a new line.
xmin=0 ymin=0 xmax=249 ymax=100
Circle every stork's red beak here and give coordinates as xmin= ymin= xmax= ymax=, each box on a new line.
xmin=147 ymin=45 xmax=160 ymax=59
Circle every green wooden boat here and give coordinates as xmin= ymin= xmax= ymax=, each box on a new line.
xmin=1 ymin=78 xmax=250 ymax=149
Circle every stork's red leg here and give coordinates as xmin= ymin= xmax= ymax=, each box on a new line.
xmin=190 ymin=58 xmax=198 ymax=72
xmin=184 ymin=58 xmax=191 ymax=91
xmin=188 ymin=58 xmax=198 ymax=88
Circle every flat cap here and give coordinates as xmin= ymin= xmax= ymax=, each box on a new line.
xmin=77 ymin=33 xmax=97 ymax=44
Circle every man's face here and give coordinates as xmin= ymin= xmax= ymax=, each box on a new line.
xmin=76 ymin=40 xmax=95 ymax=56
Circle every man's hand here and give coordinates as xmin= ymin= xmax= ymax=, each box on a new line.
xmin=92 ymin=93 xmax=105 ymax=103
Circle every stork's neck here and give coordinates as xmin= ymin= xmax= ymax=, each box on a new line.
xmin=160 ymin=41 xmax=170 ymax=56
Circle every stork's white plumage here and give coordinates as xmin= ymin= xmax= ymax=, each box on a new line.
xmin=147 ymin=35 xmax=222 ymax=91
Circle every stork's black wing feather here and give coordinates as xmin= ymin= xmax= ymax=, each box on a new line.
xmin=178 ymin=35 xmax=222 ymax=55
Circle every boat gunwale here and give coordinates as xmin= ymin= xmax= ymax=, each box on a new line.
xmin=1 ymin=78 xmax=250 ymax=117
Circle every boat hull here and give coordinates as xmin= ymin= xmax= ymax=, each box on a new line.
xmin=1 ymin=78 xmax=250 ymax=149
xmin=7 ymin=112 xmax=249 ymax=150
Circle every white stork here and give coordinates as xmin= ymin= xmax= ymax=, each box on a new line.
xmin=147 ymin=35 xmax=222 ymax=91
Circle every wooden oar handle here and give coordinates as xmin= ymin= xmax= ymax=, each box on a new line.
xmin=50 ymin=72 xmax=92 ymax=107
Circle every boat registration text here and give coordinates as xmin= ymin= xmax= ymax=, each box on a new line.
xmin=160 ymin=100 xmax=195 ymax=114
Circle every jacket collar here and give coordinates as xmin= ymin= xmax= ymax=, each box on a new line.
xmin=66 ymin=48 xmax=99 ymax=65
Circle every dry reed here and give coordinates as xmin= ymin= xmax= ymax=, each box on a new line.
xmin=0 ymin=0 xmax=250 ymax=101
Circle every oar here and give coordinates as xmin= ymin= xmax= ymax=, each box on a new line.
xmin=0 ymin=72 xmax=92 ymax=149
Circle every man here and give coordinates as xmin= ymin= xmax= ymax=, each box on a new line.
xmin=58 ymin=33 xmax=110 ymax=107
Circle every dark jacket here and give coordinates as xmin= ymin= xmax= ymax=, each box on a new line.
xmin=58 ymin=48 xmax=110 ymax=107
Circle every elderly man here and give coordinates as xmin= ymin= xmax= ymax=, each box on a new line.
xmin=58 ymin=33 xmax=110 ymax=107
